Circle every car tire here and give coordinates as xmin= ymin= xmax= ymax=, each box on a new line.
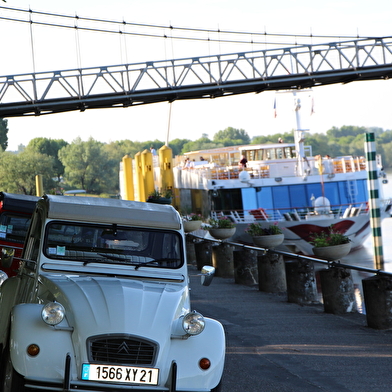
xmin=0 ymin=347 xmax=25 ymax=392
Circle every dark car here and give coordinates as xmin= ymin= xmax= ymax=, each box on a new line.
xmin=0 ymin=192 xmax=39 ymax=277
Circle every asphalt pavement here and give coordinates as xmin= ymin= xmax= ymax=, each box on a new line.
xmin=188 ymin=264 xmax=392 ymax=392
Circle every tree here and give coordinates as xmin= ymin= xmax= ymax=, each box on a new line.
xmin=58 ymin=137 xmax=118 ymax=193
xmin=181 ymin=136 xmax=220 ymax=154
xmin=213 ymin=127 xmax=250 ymax=145
xmin=26 ymin=137 xmax=68 ymax=181
xmin=168 ymin=138 xmax=191 ymax=157
xmin=0 ymin=118 xmax=8 ymax=151
xmin=0 ymin=150 xmax=56 ymax=194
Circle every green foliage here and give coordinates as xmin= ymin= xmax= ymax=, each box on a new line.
xmin=213 ymin=127 xmax=250 ymax=145
xmin=0 ymin=150 xmax=56 ymax=194
xmin=58 ymin=137 xmax=118 ymax=194
xmin=310 ymin=226 xmax=350 ymax=248
xmin=26 ymin=137 xmax=68 ymax=181
xmin=252 ymin=131 xmax=294 ymax=145
xmin=169 ymin=138 xmax=191 ymax=156
xmin=181 ymin=136 xmax=221 ymax=154
xmin=147 ymin=188 xmax=172 ymax=199
xmin=0 ymin=119 xmax=8 ymax=151
xmin=208 ymin=217 xmax=235 ymax=229
xmin=245 ymin=223 xmax=282 ymax=236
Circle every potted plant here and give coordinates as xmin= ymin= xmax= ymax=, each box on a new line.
xmin=310 ymin=226 xmax=351 ymax=260
xmin=245 ymin=222 xmax=284 ymax=248
xmin=182 ymin=213 xmax=203 ymax=232
xmin=207 ymin=217 xmax=236 ymax=240
xmin=147 ymin=188 xmax=172 ymax=204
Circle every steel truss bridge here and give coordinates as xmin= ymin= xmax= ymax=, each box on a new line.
xmin=1 ymin=37 xmax=392 ymax=117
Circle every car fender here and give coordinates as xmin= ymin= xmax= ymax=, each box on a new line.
xmin=0 ymin=276 xmax=21 ymax=349
xmin=169 ymin=317 xmax=225 ymax=390
xmin=10 ymin=303 xmax=75 ymax=381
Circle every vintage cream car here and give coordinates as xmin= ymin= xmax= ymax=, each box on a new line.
xmin=0 ymin=195 xmax=225 ymax=392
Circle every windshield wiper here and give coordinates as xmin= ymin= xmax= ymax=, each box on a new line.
xmin=97 ymin=253 xmax=130 ymax=262
xmin=134 ymin=258 xmax=180 ymax=270
xmin=82 ymin=258 xmax=106 ymax=266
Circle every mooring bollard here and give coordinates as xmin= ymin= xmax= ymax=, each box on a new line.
xmin=362 ymin=275 xmax=392 ymax=329
xmin=185 ymin=236 xmax=197 ymax=266
xmin=285 ymin=259 xmax=318 ymax=305
xmin=257 ymin=252 xmax=286 ymax=293
xmin=319 ymin=266 xmax=357 ymax=314
xmin=194 ymin=241 xmax=213 ymax=270
xmin=233 ymin=248 xmax=258 ymax=286
xmin=212 ymin=243 xmax=234 ymax=278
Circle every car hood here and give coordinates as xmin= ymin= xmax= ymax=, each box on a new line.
xmin=39 ymin=274 xmax=189 ymax=354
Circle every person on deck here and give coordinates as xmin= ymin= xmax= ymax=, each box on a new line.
xmin=239 ymin=155 xmax=247 ymax=168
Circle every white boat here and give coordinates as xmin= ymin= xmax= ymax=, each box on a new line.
xmin=173 ymin=141 xmax=391 ymax=255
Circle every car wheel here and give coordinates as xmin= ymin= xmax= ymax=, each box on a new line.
xmin=0 ymin=347 xmax=25 ymax=392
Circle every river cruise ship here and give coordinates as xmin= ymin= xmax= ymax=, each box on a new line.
xmin=173 ymin=141 xmax=390 ymax=255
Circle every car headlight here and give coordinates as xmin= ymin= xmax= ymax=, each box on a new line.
xmin=182 ymin=311 xmax=205 ymax=335
xmin=41 ymin=302 xmax=65 ymax=326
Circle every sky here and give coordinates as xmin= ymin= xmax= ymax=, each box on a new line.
xmin=2 ymin=0 xmax=392 ymax=151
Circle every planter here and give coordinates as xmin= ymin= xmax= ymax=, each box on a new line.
xmin=209 ymin=227 xmax=236 ymax=240
xmin=147 ymin=197 xmax=172 ymax=205
xmin=183 ymin=220 xmax=202 ymax=233
xmin=252 ymin=234 xmax=284 ymax=249
xmin=312 ymin=242 xmax=351 ymax=260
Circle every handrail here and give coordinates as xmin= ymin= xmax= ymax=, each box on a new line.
xmin=187 ymin=233 xmax=392 ymax=277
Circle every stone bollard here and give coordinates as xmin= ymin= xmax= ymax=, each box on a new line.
xmin=257 ymin=252 xmax=286 ymax=293
xmin=319 ymin=266 xmax=357 ymax=314
xmin=233 ymin=248 xmax=258 ymax=286
xmin=185 ymin=236 xmax=197 ymax=266
xmin=212 ymin=243 xmax=234 ymax=278
xmin=194 ymin=241 xmax=213 ymax=270
xmin=285 ymin=259 xmax=318 ymax=305
xmin=362 ymin=275 xmax=392 ymax=329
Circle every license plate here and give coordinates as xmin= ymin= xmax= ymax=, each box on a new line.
xmin=81 ymin=364 xmax=159 ymax=385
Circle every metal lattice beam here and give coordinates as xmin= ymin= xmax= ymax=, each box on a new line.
xmin=1 ymin=37 xmax=392 ymax=117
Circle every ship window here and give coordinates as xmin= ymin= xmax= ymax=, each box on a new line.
xmin=284 ymin=147 xmax=293 ymax=159
xmin=213 ymin=189 xmax=242 ymax=211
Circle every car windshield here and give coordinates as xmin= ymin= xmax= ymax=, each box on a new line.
xmin=43 ymin=221 xmax=183 ymax=269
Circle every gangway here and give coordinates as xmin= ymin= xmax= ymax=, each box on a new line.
xmin=1 ymin=37 xmax=392 ymax=117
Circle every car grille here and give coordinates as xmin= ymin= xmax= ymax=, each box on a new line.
xmin=87 ymin=335 xmax=157 ymax=366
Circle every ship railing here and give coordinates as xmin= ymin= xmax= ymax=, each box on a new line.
xmin=213 ymin=202 xmax=372 ymax=224
xmin=175 ymin=155 xmax=370 ymax=183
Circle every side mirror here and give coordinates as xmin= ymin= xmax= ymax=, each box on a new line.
xmin=200 ymin=265 xmax=215 ymax=286
xmin=1 ymin=247 xmax=15 ymax=269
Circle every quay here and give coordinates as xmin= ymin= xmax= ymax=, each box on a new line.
xmin=189 ymin=263 xmax=392 ymax=392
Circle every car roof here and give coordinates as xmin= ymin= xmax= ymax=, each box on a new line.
xmin=39 ymin=195 xmax=181 ymax=230
xmin=0 ymin=192 xmax=39 ymax=214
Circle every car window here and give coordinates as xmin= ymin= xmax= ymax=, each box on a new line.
xmin=43 ymin=221 xmax=183 ymax=269
xmin=0 ymin=213 xmax=31 ymax=243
